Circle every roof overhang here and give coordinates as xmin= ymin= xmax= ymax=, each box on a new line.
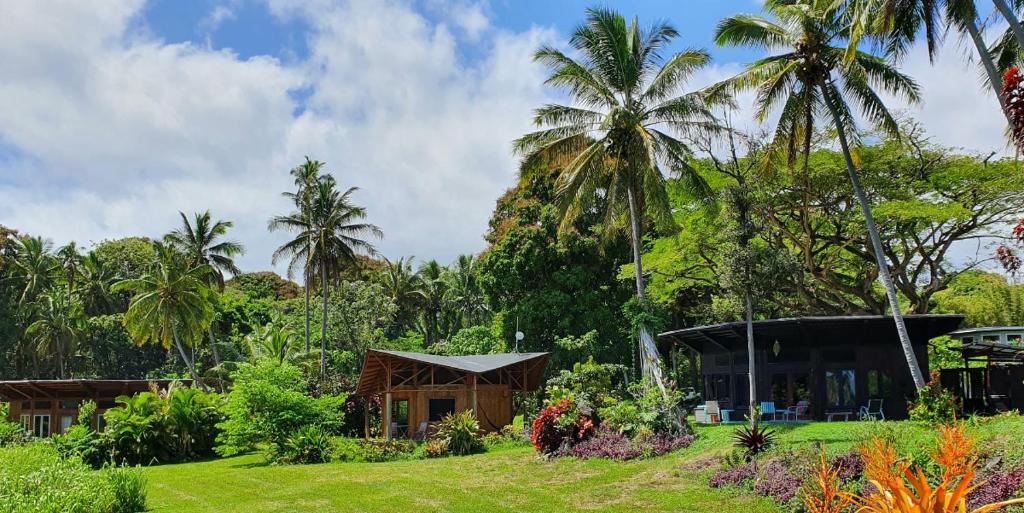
xmin=354 ymin=350 xmax=549 ymax=396
xmin=0 ymin=379 xmax=190 ymax=401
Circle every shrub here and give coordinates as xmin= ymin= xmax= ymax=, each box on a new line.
xmin=732 ymin=424 xmax=776 ymax=461
xmin=217 ymin=361 xmax=345 ymax=458
xmin=967 ymin=466 xmax=1024 ymax=510
xmin=531 ymin=399 xmax=593 ymax=455
xmin=829 ymin=451 xmax=864 ymax=482
xmin=332 ymin=438 xmax=417 ymax=463
xmin=434 ymin=410 xmax=484 ymax=456
xmin=424 ymin=438 xmax=449 ymax=458
xmin=0 ymin=443 xmax=146 ymax=513
xmin=908 ymin=370 xmax=959 ymax=423
xmin=544 ymin=358 xmax=626 ymax=412
xmin=0 ymin=420 xmax=26 ymax=447
xmin=598 ymin=381 xmax=686 ymax=437
xmin=709 ymin=462 xmax=756 ymax=488
xmin=753 ymin=461 xmax=802 ymax=504
xmin=567 ymin=428 xmax=695 ymax=461
xmin=277 ymin=425 xmax=333 ymax=464
xmin=51 ymin=424 xmax=108 ymax=468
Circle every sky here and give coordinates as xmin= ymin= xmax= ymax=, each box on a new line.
xmin=0 ymin=0 xmax=1012 ymax=278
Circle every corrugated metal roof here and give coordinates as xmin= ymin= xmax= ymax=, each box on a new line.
xmin=368 ymin=350 xmax=548 ymax=373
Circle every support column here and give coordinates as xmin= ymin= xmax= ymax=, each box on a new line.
xmin=471 ymin=374 xmax=478 ymax=421
xmin=363 ymin=399 xmax=370 ymax=439
xmin=384 ymin=392 xmax=392 ymax=440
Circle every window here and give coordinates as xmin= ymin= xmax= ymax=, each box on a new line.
xmin=983 ymin=335 xmax=1001 ymax=343
xmin=825 ymin=370 xmax=856 ymax=409
xmin=32 ymin=414 xmax=50 ymax=438
xmin=960 ymin=336 xmax=974 ymax=344
xmin=20 ymin=401 xmax=30 ymax=410
xmin=770 ymin=374 xmax=788 ymax=405
xmin=428 ymin=398 xmax=455 ymax=422
xmin=19 ymin=414 xmax=30 ymax=433
xmin=59 ymin=400 xmax=79 ymax=410
xmin=60 ymin=415 xmax=74 ymax=434
xmin=1008 ymin=334 xmax=1023 ymax=347
xmin=34 ymin=401 xmax=51 ymax=409
xmin=867 ymin=370 xmax=892 ymax=398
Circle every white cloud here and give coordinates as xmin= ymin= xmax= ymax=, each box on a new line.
xmin=0 ymin=0 xmax=554 ymax=277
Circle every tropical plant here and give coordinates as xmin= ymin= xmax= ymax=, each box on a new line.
xmin=278 ymin=424 xmax=333 ymax=464
xmin=802 ymin=450 xmax=854 ymax=513
xmin=415 ymin=259 xmax=452 ymax=346
xmin=25 ymin=287 xmax=86 ymax=378
xmin=270 ymin=176 xmax=382 ymax=376
xmin=513 ymin=7 xmax=722 ymax=308
xmin=56 ymin=241 xmax=83 ymax=291
xmin=78 ymin=251 xmax=119 ymax=316
xmin=244 ymin=321 xmax=303 ymax=364
xmin=433 ymin=410 xmax=484 ymax=456
xmin=377 ymin=256 xmax=423 ymax=337
xmin=7 ymin=235 xmax=58 ymax=308
xmin=113 ymin=242 xmax=215 ymax=386
xmin=445 ymin=254 xmax=489 ymax=327
xmin=714 ymin=0 xmax=927 ymax=389
xmin=284 ymin=157 xmax=326 ymax=354
xmin=732 ymin=424 xmax=776 ymax=461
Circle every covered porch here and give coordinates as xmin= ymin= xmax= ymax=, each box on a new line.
xmin=941 ymin=326 xmax=1024 ymax=414
xmin=660 ymin=315 xmax=964 ymax=421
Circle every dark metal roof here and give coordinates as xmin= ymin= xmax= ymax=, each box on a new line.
xmin=354 ymin=349 xmax=549 ymax=396
xmin=659 ymin=315 xmax=964 ymax=353
xmin=0 ymin=379 xmax=189 ymax=400
xmin=952 ymin=341 xmax=1024 ymax=362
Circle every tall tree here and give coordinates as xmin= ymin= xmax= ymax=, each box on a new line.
xmin=445 ymin=254 xmax=490 ymax=328
xmin=57 ymin=242 xmax=83 ymax=293
xmin=714 ymin=0 xmax=928 ymax=388
xmin=26 ymin=287 xmax=85 ymax=379
xmin=78 ymin=251 xmax=119 ymax=316
xmin=8 ymin=236 xmax=58 ymax=308
xmin=165 ymin=210 xmax=245 ymax=367
xmin=377 ymin=256 xmax=424 ymax=337
xmin=283 ymin=157 xmax=325 ymax=354
xmin=114 ymin=243 xmax=215 ymax=386
xmin=270 ymin=178 xmax=382 ymax=377
xmin=416 ymin=259 xmax=450 ymax=347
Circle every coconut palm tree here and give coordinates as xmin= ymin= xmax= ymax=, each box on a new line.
xmin=445 ymin=254 xmax=489 ymax=328
xmin=378 ymin=256 xmax=424 ymax=336
xmin=269 ymin=178 xmax=382 ymax=377
xmin=78 ymin=251 xmax=118 ymax=316
xmin=113 ymin=243 xmax=214 ymax=387
xmin=7 ymin=236 xmax=58 ymax=308
xmin=281 ymin=157 xmax=325 ymax=354
xmin=416 ymin=260 xmax=450 ymax=346
xmin=513 ymin=7 xmax=724 ymax=305
xmin=56 ymin=242 xmax=83 ymax=293
xmin=26 ymin=287 xmax=86 ymax=378
xmin=714 ymin=0 xmax=928 ymax=388
xmin=244 ymin=322 xmax=302 ymax=364
xmin=165 ymin=210 xmax=245 ymax=367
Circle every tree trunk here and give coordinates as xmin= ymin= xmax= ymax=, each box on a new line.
xmin=320 ymin=261 xmax=328 ymax=378
xmin=965 ymin=16 xmax=1013 ymax=125
xmin=745 ymin=292 xmax=757 ymax=429
xmin=993 ymin=0 xmax=1024 ymax=49
xmin=207 ymin=326 xmax=220 ymax=367
xmin=305 ymin=263 xmax=311 ymax=354
xmin=172 ymin=327 xmax=204 ymax=389
xmin=626 ymin=186 xmax=647 ymax=300
xmin=57 ymin=343 xmax=65 ymax=380
xmin=821 ymin=81 xmax=928 ymax=390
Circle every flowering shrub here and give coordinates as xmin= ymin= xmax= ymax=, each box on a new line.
xmin=753 ymin=461 xmax=802 ymax=503
xmin=709 ymin=462 xmax=756 ymax=488
xmin=967 ymin=466 xmax=1024 ymax=510
xmin=531 ymin=399 xmax=593 ymax=455
xmin=1004 ymin=66 xmax=1024 ymax=150
xmin=908 ymin=370 xmax=958 ymax=423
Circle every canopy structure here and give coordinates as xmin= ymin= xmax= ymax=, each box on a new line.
xmin=354 ymin=350 xmax=548 ymax=438
xmin=941 ymin=327 xmax=1024 ymax=414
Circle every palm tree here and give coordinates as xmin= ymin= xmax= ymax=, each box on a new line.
xmin=8 ymin=236 xmax=58 ymax=308
xmin=78 ymin=251 xmax=118 ymax=316
xmin=513 ymin=7 xmax=723 ymax=304
xmin=269 ymin=178 xmax=382 ymax=376
xmin=416 ymin=260 xmax=449 ymax=346
xmin=57 ymin=242 xmax=83 ymax=293
xmin=25 ymin=287 xmax=86 ymax=378
xmin=244 ymin=322 xmax=302 ymax=364
xmin=113 ymin=242 xmax=215 ymax=386
xmin=282 ymin=157 xmax=325 ymax=354
xmin=445 ymin=254 xmax=489 ymax=328
xmin=165 ymin=210 xmax=245 ymax=367
xmin=992 ymin=0 xmax=1024 ymax=49
xmin=714 ymin=0 xmax=928 ymax=389
xmin=378 ymin=256 xmax=424 ymax=336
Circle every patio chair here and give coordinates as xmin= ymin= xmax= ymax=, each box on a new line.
xmin=781 ymin=401 xmax=810 ymax=421
xmin=705 ymin=401 xmax=721 ymax=423
xmin=860 ymin=398 xmax=885 ymax=421
xmin=412 ymin=421 xmax=429 ymax=441
xmin=693 ymin=404 xmax=708 ymax=424
xmin=389 ymin=422 xmax=400 ymax=438
xmin=759 ymin=401 xmax=779 ymax=421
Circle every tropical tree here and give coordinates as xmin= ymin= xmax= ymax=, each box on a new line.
xmin=282 ymin=157 xmax=325 ymax=354
xmin=56 ymin=242 xmax=83 ymax=293
xmin=513 ymin=7 xmax=723 ymax=304
xmin=113 ymin=242 xmax=215 ymax=386
xmin=165 ymin=210 xmax=245 ymax=367
xmin=7 ymin=236 xmax=58 ymax=308
xmin=25 ymin=287 xmax=86 ymax=378
xmin=244 ymin=322 xmax=303 ymax=364
xmin=269 ymin=177 xmax=382 ymax=377
xmin=377 ymin=256 xmax=424 ymax=337
xmin=714 ymin=0 xmax=928 ymax=388
xmin=445 ymin=254 xmax=489 ymax=328
xmin=416 ymin=259 xmax=450 ymax=346
xmin=78 ymin=251 xmax=119 ymax=316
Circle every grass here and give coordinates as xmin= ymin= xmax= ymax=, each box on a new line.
xmin=142 ymin=417 xmax=1024 ymax=513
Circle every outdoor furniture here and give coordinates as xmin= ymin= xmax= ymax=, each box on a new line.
xmin=705 ymin=401 xmax=721 ymax=423
xmin=759 ymin=401 xmax=779 ymax=421
xmin=781 ymin=401 xmax=810 ymax=421
xmin=412 ymin=421 xmax=429 ymax=441
xmin=860 ymin=399 xmax=885 ymax=420
xmin=693 ymin=405 xmax=708 ymax=424
xmin=721 ymin=409 xmax=737 ymax=423
xmin=826 ymin=411 xmax=853 ymax=422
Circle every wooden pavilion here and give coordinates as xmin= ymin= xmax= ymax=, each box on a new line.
xmin=0 ymin=379 xmax=186 ymax=437
xmin=354 ymin=350 xmax=548 ymax=439
xmin=941 ymin=326 xmax=1024 ymax=414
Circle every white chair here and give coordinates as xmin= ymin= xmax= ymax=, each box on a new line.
xmin=782 ymin=401 xmax=810 ymax=421
xmin=860 ymin=399 xmax=884 ymax=420
xmin=705 ymin=401 xmax=721 ymax=423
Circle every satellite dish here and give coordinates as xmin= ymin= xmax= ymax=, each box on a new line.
xmin=515 ymin=331 xmax=525 ymax=341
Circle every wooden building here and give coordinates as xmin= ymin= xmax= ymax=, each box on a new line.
xmin=354 ymin=350 xmax=548 ymax=438
xmin=659 ymin=315 xmax=963 ymax=421
xmin=941 ymin=326 xmax=1024 ymax=414
xmin=0 ymin=379 xmax=186 ymax=437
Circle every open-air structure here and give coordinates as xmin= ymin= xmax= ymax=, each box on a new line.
xmin=941 ymin=326 xmax=1024 ymax=414
xmin=354 ymin=349 xmax=549 ymax=438
xmin=0 ymin=379 xmax=186 ymax=437
xmin=659 ymin=315 xmax=964 ymax=421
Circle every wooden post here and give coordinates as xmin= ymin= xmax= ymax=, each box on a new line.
xmin=363 ymin=399 xmax=370 ymax=439
xmin=471 ymin=374 xmax=478 ymax=421
xmin=384 ymin=392 xmax=392 ymax=440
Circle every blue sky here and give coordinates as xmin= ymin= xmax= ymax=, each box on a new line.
xmin=0 ymin=0 xmax=1009 ymax=276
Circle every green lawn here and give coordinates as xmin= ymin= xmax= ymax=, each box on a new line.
xmin=142 ymin=418 xmax=1024 ymax=513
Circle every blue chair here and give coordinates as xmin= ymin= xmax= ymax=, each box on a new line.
xmin=759 ymin=401 xmax=779 ymax=421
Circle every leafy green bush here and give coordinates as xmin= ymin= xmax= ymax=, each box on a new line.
xmin=0 ymin=420 xmax=26 ymax=447
xmin=434 ymin=410 xmax=484 ymax=456
xmin=0 ymin=443 xmax=146 ymax=513
xmin=51 ymin=424 xmax=108 ymax=467
xmin=482 ymin=424 xmax=530 ymax=449
xmin=544 ymin=358 xmax=626 ymax=413
xmin=908 ymin=370 xmax=959 ymax=424
xmin=332 ymin=437 xmax=417 ymax=463
xmin=217 ymin=361 xmax=345 ymax=459
xmin=277 ymin=425 xmax=333 ymax=464
xmin=423 ymin=438 xmax=449 ymax=458
xmin=598 ymin=381 xmax=684 ymax=437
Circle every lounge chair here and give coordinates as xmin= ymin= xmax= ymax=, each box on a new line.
xmin=860 ymin=399 xmax=884 ymax=420
xmin=412 ymin=421 xmax=429 ymax=441
xmin=705 ymin=401 xmax=721 ymax=423
xmin=759 ymin=401 xmax=779 ymax=421
xmin=781 ymin=401 xmax=810 ymax=421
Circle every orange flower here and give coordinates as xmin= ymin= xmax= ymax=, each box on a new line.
xmin=934 ymin=423 xmax=975 ymax=483
xmin=803 ymin=449 xmax=853 ymax=513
